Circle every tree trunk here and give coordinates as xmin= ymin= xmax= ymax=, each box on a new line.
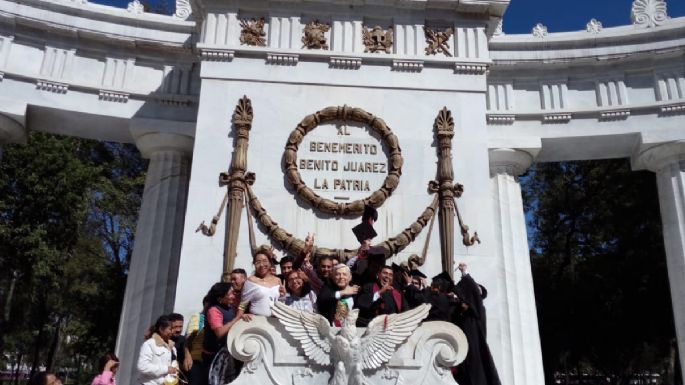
xmin=45 ymin=317 xmax=63 ymax=371
xmin=29 ymin=327 xmax=44 ymax=378
xmin=0 ymin=271 xmax=18 ymax=356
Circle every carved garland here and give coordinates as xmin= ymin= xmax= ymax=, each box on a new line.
xmin=244 ymin=172 xmax=438 ymax=261
xmin=283 ymin=105 xmax=403 ymax=216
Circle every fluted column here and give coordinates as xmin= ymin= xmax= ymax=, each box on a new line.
xmin=635 ymin=140 xmax=685 ymax=385
xmin=116 ymin=125 xmax=193 ymax=385
xmin=489 ymin=148 xmax=545 ymax=385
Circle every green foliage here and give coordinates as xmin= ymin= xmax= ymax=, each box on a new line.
xmin=522 ymin=160 xmax=677 ymax=385
xmin=0 ymin=132 xmax=145 ymax=381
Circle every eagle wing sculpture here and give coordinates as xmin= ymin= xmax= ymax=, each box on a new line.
xmin=359 ymin=304 xmax=431 ymax=370
xmin=270 ymin=301 xmax=333 ymax=366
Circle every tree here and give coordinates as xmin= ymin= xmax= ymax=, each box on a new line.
xmin=0 ymin=132 xmax=145 ymax=382
xmin=522 ymin=160 xmax=677 ymax=385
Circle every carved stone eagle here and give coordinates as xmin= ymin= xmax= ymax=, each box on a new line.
xmin=271 ymin=301 xmax=431 ymax=385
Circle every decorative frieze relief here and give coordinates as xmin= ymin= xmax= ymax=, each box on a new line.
xmin=266 ymin=53 xmax=299 ymax=66
xmin=424 ymin=26 xmax=453 ymax=57
xmin=152 ymin=94 xmax=194 ymax=108
xmin=302 ymin=20 xmax=330 ymax=50
xmin=532 ymin=23 xmax=548 ymax=38
xmin=631 ymin=0 xmax=668 ymax=28
xmin=99 ymin=90 xmax=129 ymax=103
xmin=173 ymin=0 xmax=191 ymax=19
xmin=542 ymin=113 xmax=572 ymax=123
xmin=200 ymin=49 xmax=235 ymax=61
xmin=36 ymin=79 xmax=68 ymax=93
xmin=586 ymin=18 xmax=603 ymax=34
xmin=392 ymin=60 xmax=423 ymax=72
xmin=454 ymin=63 xmax=488 ymax=75
xmin=329 ymin=56 xmax=361 ymax=69
xmin=127 ymin=0 xmax=144 ymax=14
xmin=493 ymin=19 xmax=504 ymax=36
xmin=362 ymin=25 xmax=393 ymax=54
xmin=240 ymin=18 xmax=266 ymax=47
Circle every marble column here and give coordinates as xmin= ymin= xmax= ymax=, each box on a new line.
xmin=635 ymin=141 xmax=685 ymax=385
xmin=489 ymin=148 xmax=545 ymax=385
xmin=115 ymin=127 xmax=193 ymax=385
xmin=0 ymin=101 xmax=28 ymax=160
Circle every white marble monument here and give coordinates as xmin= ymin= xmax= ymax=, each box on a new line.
xmin=0 ymin=0 xmax=682 ymax=384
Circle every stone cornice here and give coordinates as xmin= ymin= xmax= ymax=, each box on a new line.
xmin=490 ymin=16 xmax=685 ymax=66
xmin=0 ymin=0 xmax=195 ymax=51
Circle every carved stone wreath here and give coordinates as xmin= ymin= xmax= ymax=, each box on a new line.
xmin=283 ymin=105 xmax=403 ymax=216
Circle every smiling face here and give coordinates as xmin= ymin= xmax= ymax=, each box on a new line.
xmin=334 ymin=267 xmax=351 ymax=289
xmin=254 ymin=253 xmax=272 ymax=278
xmin=219 ymin=288 xmax=237 ymax=307
xmin=281 ymin=261 xmax=293 ymax=276
xmin=158 ymin=324 xmax=173 ymax=341
xmin=286 ymin=271 xmax=304 ymax=294
xmin=378 ymin=266 xmax=393 ymax=287
xmin=171 ymin=320 xmax=183 ymax=337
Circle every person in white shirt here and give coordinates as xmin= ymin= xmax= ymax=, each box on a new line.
xmin=137 ymin=315 xmax=178 ymax=385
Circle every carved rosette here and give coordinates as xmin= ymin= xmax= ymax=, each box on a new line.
xmin=302 ymin=20 xmax=330 ymax=50
xmin=532 ymin=23 xmax=548 ymax=38
xmin=586 ymin=18 xmax=603 ymax=34
xmin=282 ymin=105 xmax=403 ymax=216
xmin=424 ymin=26 xmax=453 ymax=57
xmin=240 ymin=18 xmax=267 ymax=46
xmin=631 ymin=0 xmax=669 ymax=28
xmin=362 ymin=25 xmax=393 ymax=54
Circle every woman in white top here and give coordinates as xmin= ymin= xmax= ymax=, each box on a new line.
xmin=240 ymin=245 xmax=285 ymax=318
xmin=282 ymin=270 xmax=317 ymax=313
xmin=137 ymin=315 xmax=177 ymax=385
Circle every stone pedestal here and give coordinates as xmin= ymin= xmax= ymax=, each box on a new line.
xmin=635 ymin=141 xmax=685 ymax=385
xmin=115 ymin=124 xmax=193 ymax=385
xmin=489 ymin=148 xmax=545 ymax=385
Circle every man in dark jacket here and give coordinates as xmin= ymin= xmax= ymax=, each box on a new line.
xmin=356 ymin=265 xmax=408 ymax=327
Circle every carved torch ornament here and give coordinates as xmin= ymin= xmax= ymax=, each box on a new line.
xmin=430 ymin=107 xmax=480 ymax=278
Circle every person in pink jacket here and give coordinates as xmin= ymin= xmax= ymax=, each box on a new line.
xmin=91 ymin=352 xmax=119 ymax=385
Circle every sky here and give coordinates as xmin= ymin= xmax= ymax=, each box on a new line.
xmin=93 ymin=0 xmax=685 ymax=34
xmin=503 ymin=0 xmax=685 ymax=34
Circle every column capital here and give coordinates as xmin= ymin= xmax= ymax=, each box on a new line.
xmin=489 ymin=148 xmax=536 ymax=177
xmin=0 ymin=101 xmax=27 ymax=145
xmin=632 ymin=140 xmax=685 ymax=173
xmin=130 ymin=118 xmax=195 ymax=159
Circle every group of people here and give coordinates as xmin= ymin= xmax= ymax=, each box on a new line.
xmin=133 ymin=205 xmax=500 ymax=385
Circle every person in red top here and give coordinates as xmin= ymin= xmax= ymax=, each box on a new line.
xmin=356 ymin=264 xmax=408 ymax=327
xmin=91 ymin=353 xmax=119 ymax=385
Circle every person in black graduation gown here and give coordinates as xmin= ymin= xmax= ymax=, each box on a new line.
xmin=356 ymin=264 xmax=409 ymax=327
xmin=453 ymin=263 xmax=501 ymax=385
xmin=423 ymin=272 xmax=457 ymax=322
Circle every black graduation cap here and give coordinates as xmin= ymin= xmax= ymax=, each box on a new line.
xmin=352 ymin=222 xmax=377 ymax=243
xmin=410 ymin=269 xmax=427 ymax=279
xmin=366 ymin=246 xmax=387 ymax=264
xmin=391 ymin=263 xmax=404 ymax=274
xmin=362 ymin=205 xmax=378 ymax=222
xmin=431 ymin=271 xmax=455 ymax=291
